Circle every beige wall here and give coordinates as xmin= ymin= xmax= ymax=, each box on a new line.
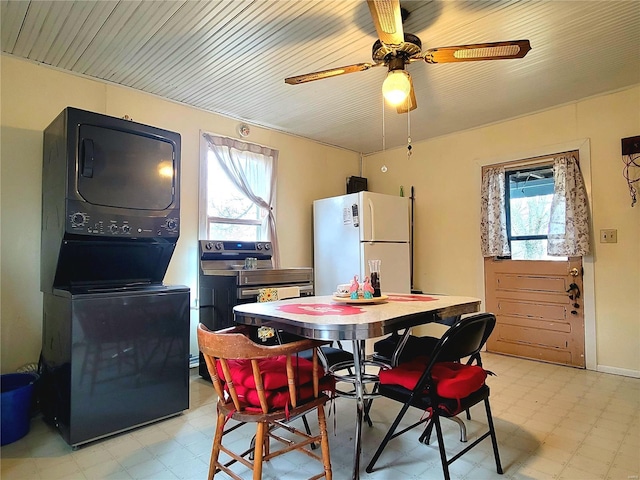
xmin=364 ymin=85 xmax=640 ymax=375
xmin=0 ymin=56 xmax=359 ymax=372
xmin=2 ymin=54 xmax=638 ymax=376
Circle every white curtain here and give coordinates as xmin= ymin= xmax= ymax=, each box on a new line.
xmin=480 ymin=166 xmax=511 ymax=257
xmin=547 ymin=155 xmax=590 ymax=256
xmin=202 ymin=133 xmax=281 ymax=267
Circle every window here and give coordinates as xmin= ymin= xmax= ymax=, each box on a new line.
xmin=481 ymin=151 xmax=589 ymax=260
xmin=505 ymin=165 xmax=564 ymax=261
xmin=205 ymin=152 xmax=266 ymax=240
xmin=200 ymin=133 xmax=277 ymax=243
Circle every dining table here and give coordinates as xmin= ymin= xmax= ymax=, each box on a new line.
xmin=233 ymin=293 xmax=481 ymax=480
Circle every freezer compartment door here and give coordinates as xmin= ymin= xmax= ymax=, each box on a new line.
xmin=359 ymin=192 xmax=410 ymax=243
xmin=361 ymin=242 xmax=410 ymax=294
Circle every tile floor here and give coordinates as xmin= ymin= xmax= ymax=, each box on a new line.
xmin=1 ymin=353 xmax=638 ymax=480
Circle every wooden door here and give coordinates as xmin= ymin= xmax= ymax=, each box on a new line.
xmin=484 ymin=257 xmax=585 ymax=367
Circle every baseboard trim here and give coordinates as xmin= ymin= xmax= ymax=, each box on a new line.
xmin=189 ymin=354 xmax=200 ymax=369
xmin=597 ymin=364 xmax=640 ymax=378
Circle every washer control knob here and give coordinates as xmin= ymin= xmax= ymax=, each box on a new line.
xmin=205 ymin=242 xmax=213 ymax=250
xmin=121 ymin=224 xmax=131 ymax=234
xmin=256 ymin=243 xmax=263 ymax=250
xmin=167 ymin=219 xmax=178 ymax=230
xmin=70 ymin=212 xmax=87 ymax=227
xmin=109 ymin=224 xmax=119 ymax=234
xmin=264 ymin=243 xmax=271 ymax=250
xmin=215 ymin=242 xmax=223 ymax=250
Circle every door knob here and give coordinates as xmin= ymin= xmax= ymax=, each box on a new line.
xmin=569 ymin=268 xmax=579 ymax=277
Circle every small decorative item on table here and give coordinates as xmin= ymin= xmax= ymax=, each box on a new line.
xmin=349 ymin=275 xmax=360 ymax=300
xmin=336 ymin=283 xmax=351 ymax=296
xmin=362 ymin=276 xmax=374 ymax=299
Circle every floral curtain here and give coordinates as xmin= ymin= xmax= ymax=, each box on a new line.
xmin=547 ymin=155 xmax=590 ymax=256
xmin=202 ymin=133 xmax=281 ymax=267
xmin=480 ymin=166 xmax=511 ymax=257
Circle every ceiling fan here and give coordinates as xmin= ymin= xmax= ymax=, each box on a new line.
xmin=284 ymin=0 xmax=531 ymax=113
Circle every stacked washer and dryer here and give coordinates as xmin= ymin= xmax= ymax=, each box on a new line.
xmin=40 ymin=108 xmax=190 ymax=447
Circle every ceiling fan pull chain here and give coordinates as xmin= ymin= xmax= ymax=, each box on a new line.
xmin=382 ymin=100 xmax=386 ymax=152
xmin=381 ymin=100 xmax=388 ymax=173
xmin=407 ymin=108 xmax=412 ymax=159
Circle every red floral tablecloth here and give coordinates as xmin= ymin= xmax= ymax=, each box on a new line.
xmin=278 ymin=303 xmax=363 ymax=316
xmin=277 ymin=294 xmax=436 ymax=316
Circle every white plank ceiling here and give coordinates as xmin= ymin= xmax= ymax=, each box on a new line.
xmin=2 ymin=0 xmax=639 ymax=154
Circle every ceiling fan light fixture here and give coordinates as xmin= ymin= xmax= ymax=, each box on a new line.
xmin=382 ymin=70 xmax=411 ymax=105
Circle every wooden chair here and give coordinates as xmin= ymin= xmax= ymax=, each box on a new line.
xmin=255 ymin=289 xmax=365 ymax=425
xmin=198 ymin=323 xmax=333 ymax=480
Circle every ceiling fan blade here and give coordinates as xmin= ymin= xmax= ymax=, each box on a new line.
xmin=285 ymin=63 xmax=377 ymax=85
xmin=396 ymin=74 xmax=417 ymax=114
xmin=367 ymin=0 xmax=404 ymax=46
xmin=424 ymin=40 xmax=531 ymax=64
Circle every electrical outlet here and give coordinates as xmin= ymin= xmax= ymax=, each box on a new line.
xmin=600 ymin=229 xmax=618 ymax=243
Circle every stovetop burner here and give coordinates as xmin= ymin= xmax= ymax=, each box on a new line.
xmin=198 ymin=240 xmax=313 ymax=286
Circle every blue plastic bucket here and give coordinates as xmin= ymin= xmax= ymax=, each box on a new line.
xmin=1 ymin=373 xmax=37 ymax=446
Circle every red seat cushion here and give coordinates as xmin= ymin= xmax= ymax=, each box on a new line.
xmin=379 ymin=357 xmax=487 ymax=400
xmin=219 ymin=356 xmax=316 ymax=390
xmin=216 ymin=355 xmax=333 ymax=410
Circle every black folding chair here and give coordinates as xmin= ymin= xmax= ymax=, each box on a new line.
xmin=372 ymin=315 xmax=461 ymax=367
xmin=365 ymin=313 xmax=502 ymax=480
xmin=369 ymin=315 xmax=473 ymax=441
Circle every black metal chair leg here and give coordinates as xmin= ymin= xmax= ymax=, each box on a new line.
xmin=433 ymin=415 xmax=451 ymax=480
xmin=363 ymin=402 xmax=373 ymax=427
xmin=301 ymin=414 xmax=318 ymax=450
xmin=419 ymin=419 xmax=434 ymax=445
xmin=363 ymin=381 xmax=378 ymax=427
xmin=249 ymin=435 xmax=256 ymax=461
xmin=420 ymin=415 xmax=466 ymax=444
xmin=484 ymin=398 xmax=503 ymax=474
xmin=365 ymin=402 xmax=412 ymax=473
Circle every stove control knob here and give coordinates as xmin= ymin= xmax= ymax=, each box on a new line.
xmin=256 ymin=243 xmax=263 ymax=250
xmin=264 ymin=243 xmax=271 ymax=250
xmin=215 ymin=242 xmax=223 ymax=250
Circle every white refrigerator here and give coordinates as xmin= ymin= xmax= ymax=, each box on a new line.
xmin=313 ymin=191 xmax=411 ymax=296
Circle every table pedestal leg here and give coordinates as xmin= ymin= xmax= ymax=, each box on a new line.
xmin=351 ymin=339 xmax=365 ymax=480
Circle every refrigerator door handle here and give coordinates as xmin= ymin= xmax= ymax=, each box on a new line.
xmin=368 ymin=197 xmax=375 ymax=242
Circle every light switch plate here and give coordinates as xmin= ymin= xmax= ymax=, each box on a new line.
xmin=600 ymin=229 xmax=617 ymax=243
